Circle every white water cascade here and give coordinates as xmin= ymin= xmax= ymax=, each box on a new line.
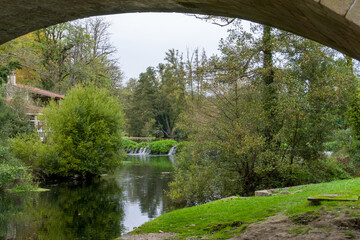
xmin=168 ymin=145 xmax=177 ymax=156
xmin=128 ymin=146 xmax=151 ymax=156
xmin=127 ymin=144 xmax=178 ymax=156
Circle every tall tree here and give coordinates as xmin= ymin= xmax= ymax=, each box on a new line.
xmin=126 ymin=67 xmax=159 ymax=137
xmin=0 ymin=17 xmax=122 ymax=94
xmin=156 ymin=49 xmax=186 ymax=138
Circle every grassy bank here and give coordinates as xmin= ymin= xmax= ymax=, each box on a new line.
xmin=125 ymin=178 xmax=360 ymax=239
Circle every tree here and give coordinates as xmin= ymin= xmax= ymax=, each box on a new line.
xmin=40 ymin=84 xmax=124 ymax=177
xmin=169 ymin=22 xmax=354 ymax=203
xmin=0 ymin=61 xmax=21 ymax=85
xmin=126 ymin=67 xmax=159 ymax=137
xmin=0 ymin=89 xmax=32 ymax=138
xmin=123 ymin=49 xmax=189 ymax=138
xmin=0 ymin=17 xmax=122 ymax=94
xmin=156 ymin=49 xmax=187 ymax=138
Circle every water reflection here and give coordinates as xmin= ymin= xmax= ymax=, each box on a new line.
xmin=0 ymin=155 xmax=175 ymax=239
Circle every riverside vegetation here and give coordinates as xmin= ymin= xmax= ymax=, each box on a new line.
xmin=127 ymin=178 xmax=360 ymax=239
xmin=0 ymin=18 xmax=125 ymax=189
xmin=0 ymin=16 xmax=360 ymax=239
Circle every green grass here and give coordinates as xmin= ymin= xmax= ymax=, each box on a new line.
xmin=129 ymin=178 xmax=360 ymax=239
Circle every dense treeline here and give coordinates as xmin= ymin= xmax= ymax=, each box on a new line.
xmin=0 ymin=17 xmax=122 ymax=94
xmin=122 ymin=21 xmax=360 ymax=203
xmin=0 ymin=18 xmax=124 ymax=187
xmin=1 ymin=16 xmax=360 ymax=200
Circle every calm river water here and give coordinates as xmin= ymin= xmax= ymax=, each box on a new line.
xmin=0 ymin=155 xmax=176 ymax=240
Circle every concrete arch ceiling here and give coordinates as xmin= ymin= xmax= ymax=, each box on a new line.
xmin=1 ymin=0 xmax=360 ymax=59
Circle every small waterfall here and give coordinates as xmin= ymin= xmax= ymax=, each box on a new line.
xmin=168 ymin=145 xmax=177 ymax=156
xmin=128 ymin=146 xmax=151 ymax=156
xmin=324 ymin=151 xmax=333 ymax=157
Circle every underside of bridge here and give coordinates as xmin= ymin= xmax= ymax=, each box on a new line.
xmin=1 ymin=0 xmax=360 ymax=59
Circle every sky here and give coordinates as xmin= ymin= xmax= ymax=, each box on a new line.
xmin=105 ymin=13 xmax=231 ymax=81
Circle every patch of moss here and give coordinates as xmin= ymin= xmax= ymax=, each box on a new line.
xmin=290 ymin=212 xmax=320 ymax=225
xmin=345 ymin=232 xmax=356 ymax=238
xmin=288 ymin=226 xmax=312 ymax=235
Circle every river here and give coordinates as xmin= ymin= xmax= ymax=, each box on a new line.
xmin=0 ymin=155 xmax=176 ymax=240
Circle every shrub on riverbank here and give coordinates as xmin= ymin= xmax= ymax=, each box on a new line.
xmin=0 ymin=164 xmax=33 ymax=190
xmin=174 ymin=141 xmax=190 ymax=154
xmin=11 ymin=85 xmax=125 ymax=179
xmin=135 ymin=142 xmax=149 ymax=150
xmin=123 ymin=139 xmax=181 ymax=155
xmin=0 ymin=139 xmax=36 ymax=191
xmin=131 ymin=178 xmax=360 ymax=239
xmin=168 ymin=141 xmax=351 ymax=204
xmin=149 ymin=140 xmax=177 ymax=154
xmin=134 ymin=178 xmax=360 ymax=239
xmin=122 ymin=139 xmax=137 ymax=151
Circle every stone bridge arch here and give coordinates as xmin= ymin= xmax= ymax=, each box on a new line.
xmin=1 ymin=0 xmax=360 ymax=59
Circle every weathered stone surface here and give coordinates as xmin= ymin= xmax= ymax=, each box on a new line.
xmin=320 ymin=0 xmax=354 ymax=16
xmin=255 ymin=190 xmax=272 ymax=197
xmin=278 ymin=191 xmax=291 ymax=195
xmin=1 ymin=0 xmax=360 ymax=60
xmin=346 ymin=0 xmax=360 ymax=26
xmin=292 ymin=190 xmax=303 ymax=194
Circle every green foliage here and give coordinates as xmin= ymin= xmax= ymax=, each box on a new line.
xmin=0 ymin=164 xmax=33 ymax=190
xmin=324 ymin=129 xmax=352 ymax=152
xmin=137 ymin=178 xmax=360 ymax=239
xmin=122 ymin=139 xmax=137 ymax=151
xmin=149 ymin=140 xmax=177 ymax=154
xmin=134 ymin=142 xmax=149 ymax=149
xmin=125 ymin=67 xmax=159 ymax=137
xmin=42 ymin=84 xmax=124 ymax=177
xmin=175 ymin=141 xmax=190 ymax=154
xmin=123 ymin=49 xmax=187 ymax=138
xmin=10 ymin=133 xmax=60 ymax=177
xmin=0 ymin=100 xmax=36 ymax=190
xmin=0 ymin=91 xmax=32 ymax=138
xmin=169 ymin=141 xmax=350 ymax=204
xmin=168 ymin=143 xmax=224 ymax=204
xmin=0 ymin=61 xmax=21 ymax=85
xmin=348 ymin=91 xmax=360 ymax=138
xmin=168 ymin=24 xmax=356 ymax=202
xmin=11 ymin=85 xmax=125 ymax=178
xmin=0 ymin=18 xmax=122 ymax=94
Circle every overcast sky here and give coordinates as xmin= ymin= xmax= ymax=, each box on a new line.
xmin=105 ymin=13 xmax=232 ymax=81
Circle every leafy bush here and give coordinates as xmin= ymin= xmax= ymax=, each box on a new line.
xmin=0 ymin=91 xmax=32 ymax=138
xmin=42 ymin=85 xmax=125 ymax=177
xmin=0 ymin=138 xmax=36 ymax=190
xmin=122 ymin=139 xmax=137 ymax=151
xmin=149 ymin=140 xmax=177 ymax=154
xmin=324 ymin=129 xmax=352 ymax=152
xmin=10 ymin=133 xmax=60 ymax=177
xmin=134 ymin=142 xmax=148 ymax=149
xmin=168 ymin=141 xmax=352 ymax=204
xmin=168 ymin=152 xmax=222 ymax=204
xmin=0 ymin=164 xmax=33 ymax=190
xmin=11 ymin=85 xmax=125 ymax=178
xmin=175 ymin=141 xmax=190 ymax=155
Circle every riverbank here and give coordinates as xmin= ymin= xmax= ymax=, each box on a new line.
xmin=120 ymin=178 xmax=360 ymax=239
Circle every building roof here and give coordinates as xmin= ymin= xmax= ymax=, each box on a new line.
xmin=16 ymin=84 xmax=64 ymax=99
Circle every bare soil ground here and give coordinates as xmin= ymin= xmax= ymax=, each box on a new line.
xmin=119 ymin=233 xmax=177 ymax=240
xmin=120 ymin=211 xmax=360 ymax=239
xmin=232 ymin=212 xmax=360 ymax=240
